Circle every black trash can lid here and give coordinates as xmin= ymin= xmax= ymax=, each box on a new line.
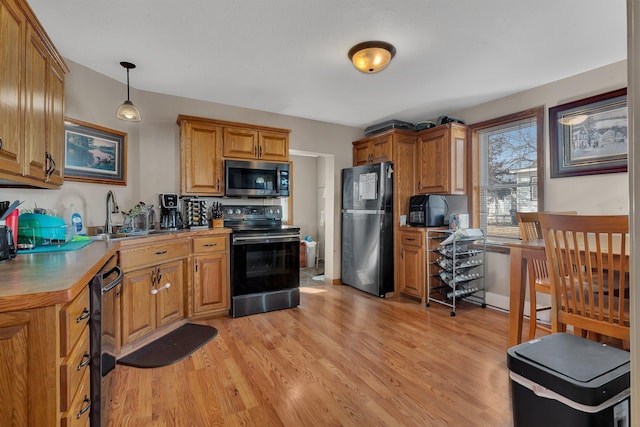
xmin=514 ymin=333 xmax=629 ymax=383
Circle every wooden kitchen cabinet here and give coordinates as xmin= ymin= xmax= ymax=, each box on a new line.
xmin=222 ymin=126 xmax=289 ymax=161
xmin=416 ymin=123 xmax=467 ymax=195
xmin=59 ymin=285 xmax=92 ymax=426
xmin=177 ymin=115 xmax=291 ymax=196
xmin=178 ymin=116 xmax=225 ymax=196
xmin=0 ymin=283 xmax=93 ymax=426
xmin=352 ymin=132 xmax=393 ymax=166
xmin=398 ymin=227 xmax=425 ymax=301
xmin=0 ymin=306 xmax=58 ymax=426
xmin=191 ymin=235 xmax=230 ymax=317
xmin=0 ymin=0 xmax=67 ymax=188
xmin=119 ymin=239 xmax=190 ymax=347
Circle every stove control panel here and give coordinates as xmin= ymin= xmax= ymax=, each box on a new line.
xmin=223 ymin=205 xmax=282 ymax=221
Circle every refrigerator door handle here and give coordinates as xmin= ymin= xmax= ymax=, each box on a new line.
xmin=343 ymin=209 xmax=385 ymax=214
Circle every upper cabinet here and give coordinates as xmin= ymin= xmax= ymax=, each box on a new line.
xmin=177 ymin=115 xmax=291 ymax=196
xmin=352 ymin=132 xmax=393 ymax=166
xmin=416 ymin=123 xmax=467 ymax=195
xmin=222 ymin=127 xmax=289 ymax=161
xmin=178 ymin=116 xmax=224 ymax=196
xmin=0 ymin=0 xmax=68 ymax=188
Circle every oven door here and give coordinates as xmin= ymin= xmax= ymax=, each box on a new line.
xmin=231 ymin=232 xmax=300 ymax=296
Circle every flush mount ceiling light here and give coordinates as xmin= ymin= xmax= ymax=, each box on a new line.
xmin=116 ymin=61 xmax=141 ymax=122
xmin=348 ymin=41 xmax=396 ymax=74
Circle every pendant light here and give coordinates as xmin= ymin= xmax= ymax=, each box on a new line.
xmin=116 ymin=61 xmax=141 ymax=121
xmin=348 ymin=41 xmax=396 ymax=74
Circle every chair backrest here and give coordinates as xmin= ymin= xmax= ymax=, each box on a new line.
xmin=538 ymin=213 xmax=630 ymax=343
xmin=515 ymin=211 xmax=544 ymax=241
xmin=515 ymin=211 xmax=577 ymax=282
xmin=515 ymin=211 xmax=578 ymax=241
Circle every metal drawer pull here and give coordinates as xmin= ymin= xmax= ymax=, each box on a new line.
xmin=203 ymin=243 xmax=218 ymax=247
xmin=76 ymin=396 xmax=91 ymax=419
xmin=406 ymin=238 xmax=416 ymax=241
xmin=151 ymin=283 xmax=171 ymax=295
xmin=77 ymin=352 xmax=91 ymax=371
xmin=76 ymin=308 xmax=90 ymax=323
xmin=154 ymin=250 xmax=168 ymax=255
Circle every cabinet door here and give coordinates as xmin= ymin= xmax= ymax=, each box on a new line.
xmin=0 ymin=0 xmax=24 ymax=175
xmin=417 ymin=127 xmax=448 ymax=194
xmin=193 ymin=253 xmax=228 ymax=315
xmin=23 ymin=24 xmax=48 ymax=182
xmin=180 ymin=121 xmax=224 ymax=195
xmin=46 ymin=61 xmax=65 ymax=185
xmin=155 ymin=260 xmax=185 ymax=328
xmin=121 ymin=266 xmax=155 ymax=345
xmin=0 ymin=307 xmax=58 ymax=426
xmin=222 ymin=126 xmax=258 ymax=159
xmin=352 ymin=141 xmax=371 ymax=166
xmin=398 ymin=231 xmax=424 ymax=300
xmin=417 ymin=125 xmax=467 ymax=194
xmin=370 ymin=135 xmax=392 ymax=163
xmin=258 ymin=130 xmax=289 ymax=161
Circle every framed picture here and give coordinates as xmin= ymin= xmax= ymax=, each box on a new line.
xmin=64 ymin=118 xmax=127 ymax=185
xmin=549 ymin=88 xmax=627 ymax=178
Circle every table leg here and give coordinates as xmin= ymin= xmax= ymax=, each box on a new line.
xmin=508 ymin=247 xmax=527 ymax=347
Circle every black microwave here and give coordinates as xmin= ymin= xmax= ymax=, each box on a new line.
xmin=224 ymin=160 xmax=290 ymax=197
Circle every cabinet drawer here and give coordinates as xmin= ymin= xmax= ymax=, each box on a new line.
xmin=400 ymin=231 xmax=424 ymax=248
xmin=60 ymin=367 xmax=91 ymax=427
xmin=192 ymin=235 xmax=227 ymax=253
xmin=60 ymin=326 xmax=90 ymax=412
xmin=120 ymin=240 xmax=190 ymax=271
xmin=60 ymin=286 xmax=90 ymax=356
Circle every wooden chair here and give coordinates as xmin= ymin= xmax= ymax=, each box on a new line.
xmin=538 ymin=213 xmax=630 ymax=347
xmin=515 ymin=211 xmax=575 ymax=340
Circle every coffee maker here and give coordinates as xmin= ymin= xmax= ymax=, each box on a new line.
xmin=159 ymin=193 xmax=182 ymax=230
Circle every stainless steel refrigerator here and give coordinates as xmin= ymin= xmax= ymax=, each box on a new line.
xmin=341 ymin=162 xmax=394 ymax=297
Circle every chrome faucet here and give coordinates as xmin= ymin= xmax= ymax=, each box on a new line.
xmin=105 ymin=190 xmax=120 ymax=234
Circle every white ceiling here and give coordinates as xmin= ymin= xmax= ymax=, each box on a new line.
xmin=28 ymin=0 xmax=626 ymax=129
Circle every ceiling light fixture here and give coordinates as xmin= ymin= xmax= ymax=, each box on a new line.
xmin=348 ymin=41 xmax=396 ymax=74
xmin=116 ymin=61 xmax=141 ymax=121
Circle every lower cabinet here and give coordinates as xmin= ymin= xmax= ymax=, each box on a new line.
xmin=0 ymin=306 xmax=59 ymax=426
xmin=121 ymin=259 xmax=186 ymax=346
xmin=191 ymin=235 xmax=230 ymax=317
xmin=0 ymin=284 xmax=92 ymax=426
xmin=59 ymin=285 xmax=92 ymax=426
xmin=119 ymin=239 xmax=190 ymax=348
xmin=397 ymin=227 xmax=425 ymax=301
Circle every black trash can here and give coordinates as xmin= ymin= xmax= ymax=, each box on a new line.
xmin=507 ymin=333 xmax=630 ymax=427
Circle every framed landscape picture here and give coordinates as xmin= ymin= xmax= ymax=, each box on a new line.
xmin=64 ymin=118 xmax=127 ymax=185
xmin=549 ymin=88 xmax=628 ymax=178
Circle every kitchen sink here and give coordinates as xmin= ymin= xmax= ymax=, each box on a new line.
xmin=89 ymin=229 xmax=174 ymax=241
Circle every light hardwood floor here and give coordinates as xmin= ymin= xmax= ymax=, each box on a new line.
xmin=107 ymin=283 xmax=514 ymax=426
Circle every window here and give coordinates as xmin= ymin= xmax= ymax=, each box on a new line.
xmin=470 ymin=107 xmax=544 ymax=245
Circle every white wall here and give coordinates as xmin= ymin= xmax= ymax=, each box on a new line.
xmin=291 ymin=154 xmax=318 ymax=240
xmin=452 ymin=60 xmax=628 ymax=302
xmin=1 ymin=59 xmax=361 ymax=281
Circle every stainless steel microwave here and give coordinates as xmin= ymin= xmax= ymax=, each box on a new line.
xmin=224 ymin=160 xmax=290 ymax=197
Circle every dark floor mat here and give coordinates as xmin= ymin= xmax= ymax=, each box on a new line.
xmin=117 ymin=323 xmax=218 ymax=368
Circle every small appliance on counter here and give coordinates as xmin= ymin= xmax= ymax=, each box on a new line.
xmin=0 ymin=224 xmax=17 ymax=261
xmin=408 ymin=194 xmax=468 ymax=227
xmin=0 ymin=200 xmax=19 ymax=260
xmin=182 ymin=197 xmax=208 ymax=229
xmin=159 ymin=193 xmax=182 ymax=230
